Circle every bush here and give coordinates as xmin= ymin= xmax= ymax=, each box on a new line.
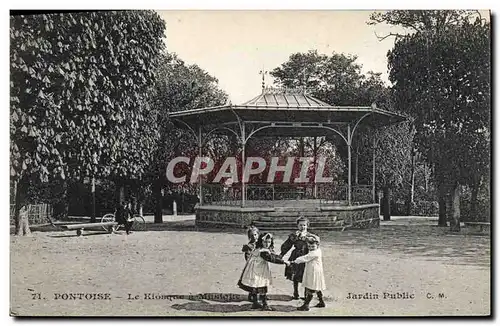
xmin=460 ymin=197 xmax=490 ymax=222
xmin=390 ymin=200 xmax=438 ymax=216
xmin=411 ymin=201 xmax=439 ymax=216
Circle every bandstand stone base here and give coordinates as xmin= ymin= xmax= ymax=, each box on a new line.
xmin=195 ymin=201 xmax=380 ymax=230
xmin=195 ymin=206 xmax=274 ymax=228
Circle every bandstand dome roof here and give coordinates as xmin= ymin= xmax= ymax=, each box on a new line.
xmin=169 ymin=87 xmax=407 ymax=138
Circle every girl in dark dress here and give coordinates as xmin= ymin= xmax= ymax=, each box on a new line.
xmin=279 ymin=216 xmax=316 ymax=299
xmin=238 ymin=233 xmax=290 ymax=310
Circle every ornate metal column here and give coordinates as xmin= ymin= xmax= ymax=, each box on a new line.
xmin=347 ymin=124 xmax=352 ymax=206
xmin=241 ymin=122 xmax=246 ymax=207
xmin=372 ymin=133 xmax=376 ymax=203
xmin=198 ymin=126 xmax=203 ymax=205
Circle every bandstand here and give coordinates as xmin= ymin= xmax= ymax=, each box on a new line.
xmin=169 ymin=87 xmax=406 ymax=230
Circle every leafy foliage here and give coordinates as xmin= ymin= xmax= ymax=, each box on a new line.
xmin=373 ymin=121 xmax=414 ymax=189
xmin=10 ymin=11 xmax=166 ymax=187
xmin=147 ymin=53 xmax=228 ymax=192
xmin=270 ymin=50 xmax=385 ymax=106
xmin=386 ymin=14 xmax=490 ymax=187
xmin=370 ymin=10 xmax=491 ymax=226
xmin=270 ymin=50 xmax=413 ymax=199
xmin=369 ymin=10 xmax=484 ymax=36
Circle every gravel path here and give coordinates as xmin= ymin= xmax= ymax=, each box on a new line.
xmin=10 ymin=219 xmax=490 ymax=316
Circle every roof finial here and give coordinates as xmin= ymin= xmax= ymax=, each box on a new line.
xmin=259 ymin=68 xmax=268 ymax=92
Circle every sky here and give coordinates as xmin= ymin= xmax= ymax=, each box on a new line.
xmin=158 ymin=10 xmax=406 ymax=104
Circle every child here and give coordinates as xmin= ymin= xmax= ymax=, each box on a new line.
xmin=241 ymin=225 xmax=260 ymax=302
xmin=290 ymin=235 xmax=326 ymax=311
xmin=238 ymin=233 xmax=290 ymax=311
xmin=279 ymin=216 xmax=317 ymax=299
xmin=115 ymin=200 xmax=134 ymax=235
xmin=242 ymin=225 xmax=259 ymax=261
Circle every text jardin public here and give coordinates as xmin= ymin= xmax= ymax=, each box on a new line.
xmin=166 ymin=156 xmax=334 ymax=184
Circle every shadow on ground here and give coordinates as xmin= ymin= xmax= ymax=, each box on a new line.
xmin=48 ymin=232 xmax=112 ymax=238
xmin=171 ymin=301 xmax=298 ymax=313
xmin=312 ymin=225 xmax=491 ymax=267
xmin=184 ymin=293 xmax=294 ymax=303
xmin=169 ymin=293 xmax=295 ymax=313
xmin=15 ymin=218 xmax=490 ymax=267
xmin=17 ymin=219 xmax=238 ymax=235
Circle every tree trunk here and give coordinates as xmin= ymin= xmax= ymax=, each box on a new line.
xmin=438 ymin=181 xmax=447 ymax=227
xmin=134 ymin=185 xmax=141 ymax=215
xmin=16 ymin=206 xmax=31 ymax=236
xmin=119 ymin=186 xmax=125 ymax=204
xmin=382 ymin=186 xmax=391 ymax=221
xmin=14 ymin=180 xmax=31 ymax=236
xmin=90 ymin=177 xmax=96 ymax=223
xmin=115 ymin=181 xmax=125 ymax=206
xmin=410 ymin=151 xmax=416 ymax=204
xmin=470 ymin=178 xmax=480 ymax=221
xmin=424 ymin=163 xmax=429 ymax=192
xmin=153 ymin=180 xmax=163 ymax=223
xmin=404 ymin=149 xmax=416 ymax=216
xmin=354 ymin=147 xmax=358 ymax=185
xmin=313 ymin=137 xmax=318 ymax=198
xmin=447 ymin=183 xmax=461 ymax=232
xmin=53 ymin=180 xmax=69 ymax=222
xmin=404 ymin=195 xmax=411 ymax=216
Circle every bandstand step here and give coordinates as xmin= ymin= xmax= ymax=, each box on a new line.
xmin=254 ymin=225 xmax=349 ymax=231
xmin=252 ymin=219 xmax=348 ymax=231
xmin=253 ymin=221 xmax=342 ymax=227
xmin=272 ymin=207 xmax=322 ymax=212
xmin=255 ymin=220 xmax=340 ymax=226
xmin=257 ymin=215 xmax=339 ymax=222
xmin=267 ymin=211 xmax=336 ymax=217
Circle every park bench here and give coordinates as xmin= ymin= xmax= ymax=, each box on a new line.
xmin=464 ymin=221 xmax=490 ymax=234
xmin=60 ymin=221 xmax=118 ymax=236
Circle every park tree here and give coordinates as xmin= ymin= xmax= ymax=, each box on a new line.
xmin=147 ymin=53 xmax=228 ymax=222
xmin=270 ymin=50 xmax=369 ymax=169
xmin=369 ymin=10 xmax=483 ymax=36
xmin=271 ymin=50 xmax=366 ymax=106
xmin=372 ymin=121 xmax=414 ymax=220
xmin=10 ymin=11 xmax=166 ymax=235
xmin=272 ymin=53 xmax=412 ymax=211
xmin=354 ymin=82 xmax=417 ymax=219
xmin=371 ymin=10 xmax=491 ymax=230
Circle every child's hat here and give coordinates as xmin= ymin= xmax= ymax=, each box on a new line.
xmin=261 ymin=232 xmax=273 ymax=240
xmin=306 ymin=234 xmax=320 ymax=244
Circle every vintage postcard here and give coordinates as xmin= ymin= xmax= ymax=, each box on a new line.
xmin=9 ymin=10 xmax=491 ymax=317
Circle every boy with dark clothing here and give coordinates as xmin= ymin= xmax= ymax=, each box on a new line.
xmin=116 ymin=201 xmax=134 ymax=235
xmin=280 ymin=216 xmax=317 ymax=299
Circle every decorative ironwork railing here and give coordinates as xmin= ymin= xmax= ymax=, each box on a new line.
xmin=202 ymin=184 xmax=242 ymax=206
xmin=352 ymin=185 xmax=373 ymax=204
xmin=201 ymin=183 xmax=374 ymax=207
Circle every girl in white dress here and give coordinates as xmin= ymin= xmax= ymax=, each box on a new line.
xmin=242 ymin=225 xmax=259 ymax=261
xmin=241 ymin=225 xmax=260 ymax=302
xmin=238 ymin=233 xmax=290 ymax=310
xmin=290 ymin=234 xmax=326 ymax=311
